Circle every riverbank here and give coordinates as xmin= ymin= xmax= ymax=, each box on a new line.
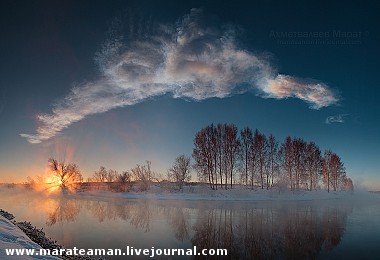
xmin=0 ymin=209 xmax=93 ymax=260
xmin=76 ymin=183 xmax=355 ymax=202
xmin=1 ymin=182 xmax=357 ymax=202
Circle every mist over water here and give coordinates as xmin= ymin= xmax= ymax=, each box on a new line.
xmin=2 ymin=186 xmax=380 ymax=259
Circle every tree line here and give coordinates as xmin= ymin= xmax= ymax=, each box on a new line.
xmin=29 ymin=122 xmax=352 ymax=193
xmin=29 ymin=155 xmax=191 ymax=192
xmin=192 ymin=123 xmax=353 ymax=192
xmin=83 ymin=156 xmax=192 ymax=192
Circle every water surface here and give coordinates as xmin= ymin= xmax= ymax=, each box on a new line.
xmin=1 ymin=187 xmax=379 ymax=259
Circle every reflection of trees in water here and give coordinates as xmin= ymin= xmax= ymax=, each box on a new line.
xmin=322 ymin=207 xmax=347 ymax=251
xmin=84 ymin=200 xmax=118 ymax=222
xmin=45 ymin=198 xmax=153 ymax=232
xmin=46 ymin=198 xmax=81 ymax=226
xmin=192 ymin=208 xmax=240 ymax=259
xmin=84 ymin=200 xmax=153 ymax=232
xmin=129 ymin=201 xmax=152 ymax=232
xmin=191 ymin=203 xmax=352 ymax=260
xmin=43 ymin=197 xmax=352 ymax=259
xmin=236 ymin=208 xmax=281 ymax=259
xmin=163 ymin=206 xmax=191 ymax=241
xmin=282 ymin=206 xmax=324 ymax=259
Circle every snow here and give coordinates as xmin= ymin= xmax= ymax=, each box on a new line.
xmin=76 ymin=184 xmax=354 ymax=202
xmin=0 ymin=216 xmax=60 ymax=260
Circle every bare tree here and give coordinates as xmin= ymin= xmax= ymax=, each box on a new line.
xmin=322 ymin=150 xmax=346 ymax=192
xmin=322 ymin=150 xmax=332 ymax=192
xmin=330 ymin=153 xmax=346 ymax=191
xmin=107 ymin=169 xmax=118 ymax=182
xmin=253 ymin=129 xmax=266 ymax=189
xmin=167 ymin=154 xmax=191 ymax=190
xmin=114 ymin=171 xmax=133 ymax=192
xmin=267 ymin=134 xmax=279 ymax=189
xmin=342 ymin=177 xmax=353 ymax=191
xmin=118 ymin=171 xmax=132 ymax=183
xmin=249 ymin=132 xmax=258 ymax=190
xmin=240 ymin=127 xmax=253 ymax=187
xmin=47 ymin=158 xmax=82 ymax=190
xmin=193 ymin=125 xmax=217 ymax=189
xmin=281 ymin=136 xmax=294 ymax=190
xmin=216 ymin=123 xmax=224 ymax=189
xmin=131 ymin=161 xmax=154 ymax=191
xmin=223 ymin=124 xmax=240 ymax=189
xmin=92 ymin=166 xmax=108 ymax=182
xmin=305 ymin=142 xmax=321 ymax=191
xmin=292 ymin=138 xmax=307 ymax=190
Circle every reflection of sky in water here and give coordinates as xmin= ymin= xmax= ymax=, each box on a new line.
xmin=319 ymin=198 xmax=380 ymax=259
xmin=1 ymin=187 xmax=380 ymax=259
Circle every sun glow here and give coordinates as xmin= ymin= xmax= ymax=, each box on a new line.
xmin=30 ymin=175 xmax=63 ymax=194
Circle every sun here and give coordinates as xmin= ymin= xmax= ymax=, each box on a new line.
xmin=58 ymin=179 xmax=63 ymax=185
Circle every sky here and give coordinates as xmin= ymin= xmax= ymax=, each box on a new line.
xmin=0 ymin=0 xmax=379 ymax=189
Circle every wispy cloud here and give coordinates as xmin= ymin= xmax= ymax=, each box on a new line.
xmin=325 ymin=114 xmax=347 ymax=124
xmin=20 ymin=8 xmax=339 ymax=144
xmin=265 ymin=75 xmax=338 ymax=109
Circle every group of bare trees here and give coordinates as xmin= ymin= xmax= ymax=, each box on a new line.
xmin=193 ymin=123 xmax=240 ymax=190
xmin=88 ymin=161 xmax=154 ymax=191
xmin=193 ymin=123 xmax=353 ymax=192
xmin=90 ymin=166 xmax=118 ymax=183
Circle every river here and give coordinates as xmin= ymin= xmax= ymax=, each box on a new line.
xmin=1 ymin=187 xmax=379 ymax=259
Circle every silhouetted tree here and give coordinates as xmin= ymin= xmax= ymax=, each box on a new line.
xmin=168 ymin=154 xmax=192 ymax=190
xmin=330 ymin=153 xmax=346 ymax=191
xmin=48 ymin=158 xmax=83 ymax=189
xmin=305 ymin=142 xmax=322 ymax=191
xmin=115 ymin=171 xmax=133 ymax=192
xmin=342 ymin=177 xmax=354 ymax=191
xmin=107 ymin=169 xmax=118 ymax=182
xmin=253 ymin=129 xmax=266 ymax=189
xmin=47 ymin=158 xmax=82 ymax=190
xmin=267 ymin=134 xmax=279 ymax=189
xmin=223 ymin=124 xmax=240 ymax=189
xmin=92 ymin=166 xmax=108 ymax=182
xmin=131 ymin=161 xmax=154 ymax=191
xmin=240 ymin=127 xmax=253 ymax=187
xmin=292 ymin=138 xmax=307 ymax=190
xmin=322 ymin=150 xmax=332 ymax=192
xmin=281 ymin=136 xmax=294 ymax=190
xmin=216 ymin=123 xmax=225 ymax=189
xmin=118 ymin=171 xmax=132 ymax=183
xmin=193 ymin=125 xmax=217 ymax=189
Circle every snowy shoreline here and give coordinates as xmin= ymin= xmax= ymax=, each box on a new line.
xmin=0 ymin=209 xmax=92 ymax=260
xmin=0 ymin=210 xmax=61 ymax=260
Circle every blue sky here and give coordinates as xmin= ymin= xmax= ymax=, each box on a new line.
xmin=0 ymin=0 xmax=379 ymax=189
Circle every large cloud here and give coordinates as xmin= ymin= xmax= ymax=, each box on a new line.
xmin=21 ymin=8 xmax=338 ymax=144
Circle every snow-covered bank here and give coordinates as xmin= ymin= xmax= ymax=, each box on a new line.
xmin=75 ymin=184 xmax=357 ymax=202
xmin=0 ymin=209 xmax=94 ymax=260
xmin=1 ymin=183 xmax=368 ymax=203
xmin=0 ymin=215 xmax=60 ymax=260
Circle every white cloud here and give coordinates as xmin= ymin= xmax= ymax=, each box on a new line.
xmin=325 ymin=114 xmax=346 ymax=124
xmin=265 ymin=75 xmax=338 ymax=109
xmin=20 ymin=8 xmax=339 ymax=144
